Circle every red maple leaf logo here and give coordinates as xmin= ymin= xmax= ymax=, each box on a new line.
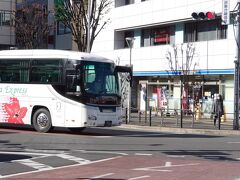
xmin=4 ymin=97 xmax=28 ymax=124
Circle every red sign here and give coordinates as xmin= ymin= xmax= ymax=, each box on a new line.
xmin=154 ymin=28 xmax=170 ymax=43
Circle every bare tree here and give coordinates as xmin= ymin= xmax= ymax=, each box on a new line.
xmin=15 ymin=2 xmax=50 ymax=49
xmin=55 ymin=0 xmax=111 ymax=52
xmin=166 ymin=43 xmax=197 ymax=78
xmin=166 ymin=43 xmax=199 ymax=127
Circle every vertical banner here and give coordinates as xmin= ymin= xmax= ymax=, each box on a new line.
xmin=182 ymin=86 xmax=188 ymax=111
xmin=157 ymin=87 xmax=162 ymax=110
xmin=222 ymin=0 xmax=230 ymax=25
xmin=140 ymin=84 xmax=147 ymax=111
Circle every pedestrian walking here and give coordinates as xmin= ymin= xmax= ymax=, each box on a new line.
xmin=212 ymin=94 xmax=224 ymax=127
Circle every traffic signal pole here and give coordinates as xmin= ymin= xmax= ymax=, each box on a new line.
xmin=234 ymin=1 xmax=240 ymax=130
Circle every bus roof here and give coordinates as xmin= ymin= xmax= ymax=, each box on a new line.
xmin=0 ymin=49 xmax=114 ymax=63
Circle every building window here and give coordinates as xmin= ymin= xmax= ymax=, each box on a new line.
xmin=125 ymin=0 xmax=134 ymax=5
xmin=184 ymin=19 xmax=227 ymax=42
xmin=0 ymin=11 xmax=12 ymax=26
xmin=153 ymin=27 xmax=170 ymax=45
xmin=124 ymin=31 xmax=134 ymax=48
xmin=115 ymin=0 xmax=134 ymax=7
xmin=141 ymin=26 xmax=173 ymax=47
xmin=57 ymin=22 xmax=71 ymax=35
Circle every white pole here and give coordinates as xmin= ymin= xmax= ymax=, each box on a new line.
xmin=125 ymin=37 xmax=135 ymax=123
xmin=87 ymin=0 xmax=92 ymax=53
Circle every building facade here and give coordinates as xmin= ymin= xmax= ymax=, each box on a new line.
xmin=49 ymin=0 xmax=77 ymax=50
xmin=12 ymin=0 xmax=237 ymax=120
xmin=0 ymin=0 xmax=15 ymax=50
xmin=91 ymin=0 xmax=238 ymax=120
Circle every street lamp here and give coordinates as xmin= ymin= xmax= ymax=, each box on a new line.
xmin=125 ymin=37 xmax=135 ymax=65
xmin=125 ymin=37 xmax=135 ymax=123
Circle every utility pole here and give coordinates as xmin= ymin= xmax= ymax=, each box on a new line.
xmin=87 ymin=0 xmax=92 ymax=53
xmin=234 ymin=1 xmax=240 ymax=130
xmin=125 ymin=37 xmax=135 ymax=124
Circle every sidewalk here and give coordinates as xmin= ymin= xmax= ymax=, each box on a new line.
xmin=119 ymin=113 xmax=240 ymax=136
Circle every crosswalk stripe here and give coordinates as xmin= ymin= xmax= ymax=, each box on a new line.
xmin=56 ymin=154 xmax=91 ymax=164
xmin=14 ymin=159 xmax=53 ymax=171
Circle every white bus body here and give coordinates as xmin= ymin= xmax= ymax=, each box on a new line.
xmin=0 ymin=49 xmax=131 ymax=132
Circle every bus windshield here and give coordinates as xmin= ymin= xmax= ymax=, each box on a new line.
xmin=81 ymin=61 xmax=120 ymax=96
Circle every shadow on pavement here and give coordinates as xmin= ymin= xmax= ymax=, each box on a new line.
xmin=0 ymin=154 xmax=32 ymax=162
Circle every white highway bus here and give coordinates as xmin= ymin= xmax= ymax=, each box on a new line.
xmin=0 ymin=49 xmax=132 ymax=132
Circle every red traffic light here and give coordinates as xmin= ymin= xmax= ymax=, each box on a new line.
xmin=206 ymin=11 xmax=215 ymax=19
xmin=191 ymin=11 xmax=215 ymax=20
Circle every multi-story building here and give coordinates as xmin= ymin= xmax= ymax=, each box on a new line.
xmin=12 ymin=0 xmax=237 ymax=120
xmin=49 ymin=0 xmax=73 ymax=50
xmin=91 ymin=0 xmax=238 ymax=119
xmin=0 ymin=0 xmax=15 ymax=50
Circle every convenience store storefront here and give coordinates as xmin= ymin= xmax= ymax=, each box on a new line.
xmin=133 ymin=70 xmax=234 ymax=120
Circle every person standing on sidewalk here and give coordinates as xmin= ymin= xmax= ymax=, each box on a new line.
xmin=212 ymin=94 xmax=224 ymax=127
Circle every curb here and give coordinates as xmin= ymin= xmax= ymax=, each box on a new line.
xmin=118 ymin=124 xmax=240 ymax=136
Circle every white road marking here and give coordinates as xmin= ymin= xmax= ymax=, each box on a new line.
xmin=0 ymin=150 xmax=90 ymax=164
xmin=228 ymin=142 xmax=240 ymax=144
xmin=93 ymin=136 xmax=112 ymax=138
xmin=165 ymin=162 xmax=172 ymax=167
xmin=25 ymin=149 xmax=65 ymax=154
xmin=76 ymin=149 xmax=128 ymax=156
xmin=134 ymin=168 xmax=171 ymax=172
xmin=14 ymin=159 xmax=53 ymax=171
xmin=56 ymin=154 xmax=90 ymax=164
xmin=135 ymin=153 xmax=152 ymax=156
xmin=167 ymin=155 xmax=185 ymax=158
xmin=128 ymin=175 xmax=150 ymax=180
xmin=133 ymin=162 xmax=200 ymax=172
xmin=84 ymin=173 xmax=114 ymax=180
xmin=0 ymin=156 xmax=122 ymax=179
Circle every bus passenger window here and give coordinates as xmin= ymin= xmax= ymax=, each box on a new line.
xmin=31 ymin=59 xmax=63 ymax=84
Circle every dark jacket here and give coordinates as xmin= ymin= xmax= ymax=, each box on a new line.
xmin=212 ymin=95 xmax=224 ymax=117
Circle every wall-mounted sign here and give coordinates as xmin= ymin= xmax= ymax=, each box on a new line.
xmin=222 ymin=0 xmax=230 ymax=25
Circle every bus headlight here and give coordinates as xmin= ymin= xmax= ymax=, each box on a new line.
xmin=88 ymin=115 xmax=97 ymax=121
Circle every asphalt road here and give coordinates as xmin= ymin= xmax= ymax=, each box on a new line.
xmin=0 ymin=125 xmax=239 ymax=179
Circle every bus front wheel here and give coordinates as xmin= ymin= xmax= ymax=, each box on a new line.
xmin=32 ymin=108 xmax=52 ymax=133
